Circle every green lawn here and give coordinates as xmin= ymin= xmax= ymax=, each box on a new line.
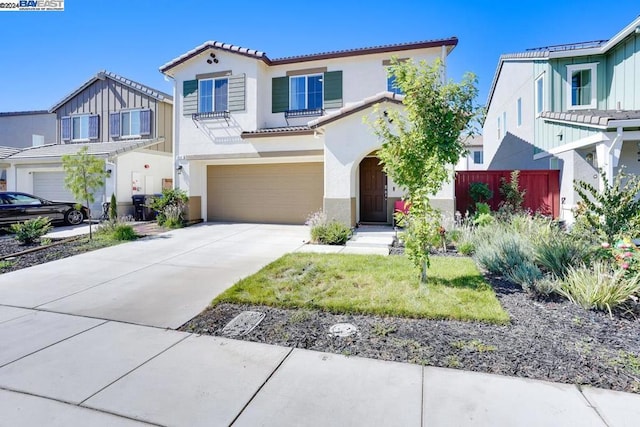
xmin=213 ymin=253 xmax=510 ymax=324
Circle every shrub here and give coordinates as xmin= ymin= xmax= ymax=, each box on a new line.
xmin=473 ymin=231 xmax=531 ymax=275
xmin=534 ymin=234 xmax=590 ymax=278
xmin=457 ymin=241 xmax=474 ymax=256
xmin=557 ymin=262 xmax=640 ymax=316
xmin=109 ymin=193 xmax=118 ymax=221
xmin=469 ymin=182 xmax=492 ymax=204
xmin=533 ymin=276 xmax=560 ymax=296
xmin=573 ymin=168 xmax=640 ymax=243
xmin=10 ymin=217 xmax=52 ymax=244
xmin=473 ymin=212 xmax=493 ymax=227
xmin=311 ymin=221 xmax=351 ymax=245
xmin=149 ymin=188 xmax=188 ymax=227
xmin=111 ymin=224 xmax=137 ymax=241
xmin=498 ymin=170 xmax=526 ymax=214
xmin=504 ymin=261 xmax=543 ymax=291
xmin=475 ymin=202 xmax=491 ymax=216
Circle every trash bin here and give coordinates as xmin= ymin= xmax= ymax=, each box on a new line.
xmin=132 ymin=195 xmax=157 ymax=221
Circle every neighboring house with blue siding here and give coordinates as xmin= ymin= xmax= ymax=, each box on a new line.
xmin=483 ymin=16 xmax=640 ymax=223
xmin=161 ymin=38 xmax=459 ymax=225
xmin=3 ymin=71 xmax=174 ymax=216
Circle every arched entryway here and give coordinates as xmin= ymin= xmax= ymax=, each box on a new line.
xmin=359 ymin=155 xmax=387 ymax=223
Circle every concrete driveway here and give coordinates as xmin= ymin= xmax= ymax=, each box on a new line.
xmin=0 ymin=223 xmax=308 ymax=328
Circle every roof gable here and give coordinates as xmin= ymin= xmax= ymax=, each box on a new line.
xmin=50 ymin=71 xmax=173 ymax=113
xmin=308 ymin=92 xmax=403 ymax=129
xmin=160 ymin=37 xmax=458 ymax=75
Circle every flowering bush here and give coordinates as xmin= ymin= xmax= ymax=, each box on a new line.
xmin=597 ymin=238 xmax=640 ymax=275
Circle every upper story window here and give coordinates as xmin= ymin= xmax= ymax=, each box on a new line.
xmin=72 ymin=115 xmax=90 ymax=140
xmin=199 ymin=78 xmax=229 ymax=113
xmin=566 ymin=63 xmax=597 ymax=110
xmin=289 ymin=74 xmax=323 ymax=111
xmin=387 ymin=74 xmax=403 ymax=95
xmin=535 ymin=75 xmax=544 ymax=115
xmin=473 ymin=150 xmax=483 ymax=164
xmin=517 ymin=98 xmax=522 ymax=127
xmin=61 ymin=114 xmax=99 ymax=142
xmin=109 ymin=109 xmax=151 ymax=139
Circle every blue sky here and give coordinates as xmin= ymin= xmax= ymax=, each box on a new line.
xmin=0 ymin=1 xmax=637 ymax=112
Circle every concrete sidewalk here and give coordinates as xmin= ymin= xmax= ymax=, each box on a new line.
xmin=0 ymin=306 xmax=638 ymax=426
xmin=1 ymin=223 xmax=639 ymax=426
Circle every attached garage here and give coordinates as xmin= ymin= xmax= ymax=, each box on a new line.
xmin=33 ymin=172 xmax=75 ymax=202
xmin=207 ymin=163 xmax=323 ymax=224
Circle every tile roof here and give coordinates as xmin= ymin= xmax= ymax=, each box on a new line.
xmin=50 ymin=71 xmax=172 ymax=112
xmin=241 ymin=126 xmax=313 ymax=139
xmin=0 ymin=146 xmax=21 ymax=159
xmin=4 ymin=139 xmax=163 ymax=161
xmin=308 ymin=92 xmax=403 ymax=129
xmin=160 ymin=38 xmax=458 ymax=74
xmin=540 ymin=110 xmax=640 ymax=127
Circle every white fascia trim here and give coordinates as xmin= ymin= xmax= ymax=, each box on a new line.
xmin=608 ymin=119 xmax=640 ymax=128
xmin=533 ymin=151 xmax=552 ymax=160
xmin=545 ymin=132 xmax=609 ymax=156
xmin=542 ymin=117 xmax=608 ymax=130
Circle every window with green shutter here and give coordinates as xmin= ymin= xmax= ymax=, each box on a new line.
xmin=183 ymin=80 xmax=198 ymax=116
xmin=323 ymin=71 xmax=343 ymax=109
xmin=272 ymin=76 xmax=289 ymax=113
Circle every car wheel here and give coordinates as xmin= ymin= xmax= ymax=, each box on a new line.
xmin=64 ymin=209 xmax=84 ymax=225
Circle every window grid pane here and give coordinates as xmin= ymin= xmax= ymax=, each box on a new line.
xmin=290 ymin=76 xmax=306 ymax=110
xmin=199 ymin=80 xmax=213 ymax=113
xmin=571 ymin=69 xmax=591 ymax=106
xmin=307 ymin=75 xmax=323 ymax=110
xmin=214 ymin=78 xmax=228 ymax=112
xmin=536 ymin=78 xmax=544 ymax=114
xmin=130 ymin=110 xmax=141 ymax=135
xmin=121 ymin=112 xmax=131 ymax=136
xmin=387 ymin=75 xmax=403 ymax=95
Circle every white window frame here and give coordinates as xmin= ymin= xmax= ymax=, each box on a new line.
xmin=120 ymin=109 xmax=142 ymax=139
xmin=517 ymin=98 xmax=522 ymax=127
xmin=71 ymin=114 xmax=90 ymax=141
xmin=497 ymin=116 xmax=501 ymax=141
xmin=386 ymin=72 xmax=403 ymax=95
xmin=198 ymin=77 xmax=229 ymax=113
xmin=502 ymin=112 xmax=507 ymax=136
xmin=289 ymin=74 xmax=324 ymax=111
xmin=566 ymin=63 xmax=597 ymax=110
xmin=535 ymin=75 xmax=544 ymax=116
xmin=473 ymin=150 xmax=483 ymax=164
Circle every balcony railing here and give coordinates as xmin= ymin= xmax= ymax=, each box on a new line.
xmin=192 ymin=111 xmax=230 ymax=120
xmin=284 ymin=108 xmax=324 ymax=118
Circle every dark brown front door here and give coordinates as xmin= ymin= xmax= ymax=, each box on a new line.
xmin=359 ymin=157 xmax=387 ymax=222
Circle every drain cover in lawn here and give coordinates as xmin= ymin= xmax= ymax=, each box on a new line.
xmin=221 ymin=311 xmax=266 ymax=337
xmin=328 ymin=323 xmax=359 ymax=338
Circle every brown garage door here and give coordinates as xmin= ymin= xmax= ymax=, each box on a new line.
xmin=207 ymin=163 xmax=323 ymax=224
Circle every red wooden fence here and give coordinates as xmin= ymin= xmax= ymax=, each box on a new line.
xmin=455 ymin=170 xmax=560 ymax=218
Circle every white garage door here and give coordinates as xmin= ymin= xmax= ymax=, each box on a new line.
xmin=207 ymin=163 xmax=324 ymax=224
xmin=33 ymin=171 xmax=104 ymax=216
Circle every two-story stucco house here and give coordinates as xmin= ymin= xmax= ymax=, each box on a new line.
xmin=3 ymin=71 xmax=173 ymax=216
xmin=484 ymin=16 xmax=640 ymax=223
xmin=160 ymin=37 xmax=458 ymax=225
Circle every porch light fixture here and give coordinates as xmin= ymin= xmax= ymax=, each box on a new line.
xmin=176 ymin=165 xmax=183 ymax=174
xmin=106 ymin=169 xmax=112 ymax=176
xmin=556 ymin=132 xmax=563 ymax=142
xmin=586 ymin=152 xmax=594 ymax=165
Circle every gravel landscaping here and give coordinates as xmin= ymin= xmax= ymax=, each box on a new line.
xmin=181 ymin=255 xmax=640 ymax=394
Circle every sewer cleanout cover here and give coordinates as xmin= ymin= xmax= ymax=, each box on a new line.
xmin=328 ymin=323 xmax=358 ymax=338
xmin=221 ymin=311 xmax=266 ymax=337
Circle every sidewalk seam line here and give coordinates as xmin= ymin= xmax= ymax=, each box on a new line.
xmin=421 ymin=366 xmax=425 ymax=427
xmin=228 ymin=346 xmax=295 ymax=426
xmin=78 ymin=334 xmax=191 ymax=406
xmin=0 ymin=387 xmax=164 ymax=426
xmin=576 ymin=385 xmax=611 ymax=427
xmin=0 ymin=320 xmax=108 ymax=369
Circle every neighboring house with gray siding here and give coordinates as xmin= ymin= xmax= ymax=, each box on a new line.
xmin=4 ymin=71 xmax=174 ymax=216
xmin=0 ymin=110 xmax=56 ymax=149
xmin=483 ymin=16 xmax=640 ymax=224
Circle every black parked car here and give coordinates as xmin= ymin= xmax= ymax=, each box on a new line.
xmin=0 ymin=192 xmax=88 ymax=226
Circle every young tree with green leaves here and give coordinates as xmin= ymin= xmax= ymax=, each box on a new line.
xmin=61 ymin=146 xmax=108 ymax=239
xmin=371 ymin=58 xmax=479 ymax=283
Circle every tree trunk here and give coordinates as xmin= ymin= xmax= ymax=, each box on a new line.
xmin=420 ymin=260 xmax=428 ymax=284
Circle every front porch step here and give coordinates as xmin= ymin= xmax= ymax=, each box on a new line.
xmin=346 ymin=226 xmax=396 ymax=249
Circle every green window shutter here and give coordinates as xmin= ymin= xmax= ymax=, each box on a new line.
xmin=323 ymin=71 xmax=343 ymax=109
xmin=228 ymin=73 xmax=245 ymax=112
xmin=272 ymin=76 xmax=289 ymax=113
xmin=183 ymin=79 xmax=198 ymax=116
